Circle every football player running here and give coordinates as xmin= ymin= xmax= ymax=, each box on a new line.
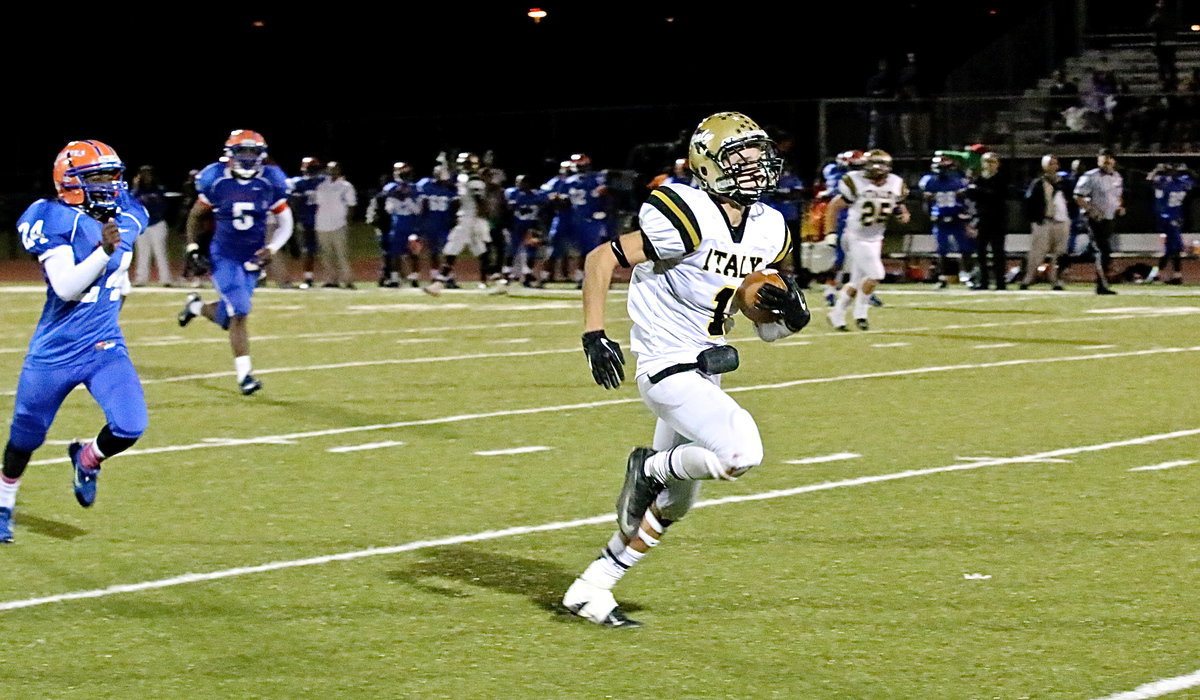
xmin=562 ymin=112 xmax=811 ymax=627
xmin=177 ymin=130 xmax=293 ymax=395
xmin=1 ymin=141 xmax=149 ymax=542
xmin=429 ymin=152 xmax=490 ymax=292
xmin=824 ymin=149 xmax=909 ymax=331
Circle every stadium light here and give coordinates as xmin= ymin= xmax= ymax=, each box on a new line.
xmin=528 ymin=7 xmax=547 ymax=23
xmin=1191 ymin=24 xmax=1200 ymax=31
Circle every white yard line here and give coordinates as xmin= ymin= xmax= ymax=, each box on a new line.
xmin=1128 ymin=460 xmax=1197 ymax=472
xmin=326 ymin=441 xmax=406 ymax=454
xmin=870 ymin=342 xmax=910 ymax=348
xmin=973 ymin=343 xmax=1017 ymax=349
xmin=21 ymin=345 xmax=1200 ymax=467
xmin=474 ymin=446 xmax=554 ymax=456
xmin=784 ymin=452 xmax=861 ymax=465
xmin=1081 ymin=344 xmax=1118 ymax=350
xmin=2 ymin=427 xmax=1196 ymax=614
xmin=1093 ymin=669 xmax=1200 ymax=700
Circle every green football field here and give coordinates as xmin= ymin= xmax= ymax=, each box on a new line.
xmin=1 ymin=282 xmax=1199 ymax=699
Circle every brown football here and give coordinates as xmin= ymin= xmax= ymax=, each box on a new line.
xmin=735 ymin=270 xmax=787 ymax=324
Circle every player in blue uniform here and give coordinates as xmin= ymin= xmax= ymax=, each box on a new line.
xmin=416 ymin=164 xmax=457 ymax=282
xmin=541 ymin=160 xmax=575 ymax=282
xmin=764 ymin=165 xmax=805 ymax=276
xmin=919 ymin=155 xmax=975 ymax=288
xmin=0 ymin=140 xmax=149 ymax=542
xmin=375 ymin=162 xmax=423 ymax=287
xmin=502 ymin=174 xmax=551 ymax=286
xmin=1148 ymin=163 xmax=1195 ymax=284
xmin=176 ymin=130 xmax=293 ymax=395
xmin=564 ymin=153 xmax=609 ymax=287
xmin=664 ymin=158 xmax=694 ymax=186
xmin=286 ymin=157 xmax=324 ymax=289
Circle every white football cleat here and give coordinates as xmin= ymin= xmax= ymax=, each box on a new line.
xmin=423 ymin=281 xmax=444 ymax=297
xmin=562 ymin=578 xmax=642 ymax=628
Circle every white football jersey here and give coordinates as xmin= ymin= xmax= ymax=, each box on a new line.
xmin=456 ymin=174 xmax=486 ymax=221
xmin=838 ymin=171 xmax=907 ymax=241
xmin=628 ymin=183 xmax=790 ymax=378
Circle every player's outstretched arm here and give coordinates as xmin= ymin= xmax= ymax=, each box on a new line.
xmin=581 ymin=232 xmax=646 ymax=389
xmin=823 ymin=196 xmax=847 ymax=235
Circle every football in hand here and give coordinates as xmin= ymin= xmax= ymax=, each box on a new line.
xmin=735 ymin=270 xmax=787 ymax=324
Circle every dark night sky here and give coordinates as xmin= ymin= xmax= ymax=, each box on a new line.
xmin=3 ymin=1 xmax=1183 ymax=196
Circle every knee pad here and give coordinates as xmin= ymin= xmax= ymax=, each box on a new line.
xmin=720 ymin=409 xmax=763 ymax=479
xmin=8 ymin=415 xmax=49 ymax=454
xmin=656 ymin=480 xmax=700 ymax=522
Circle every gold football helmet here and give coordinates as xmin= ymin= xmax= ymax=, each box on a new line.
xmin=863 ymin=149 xmax=893 ymax=180
xmin=688 ymin=112 xmax=782 ymax=205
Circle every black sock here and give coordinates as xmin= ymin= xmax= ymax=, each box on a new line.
xmin=3 ymin=442 xmax=32 ymax=480
xmin=95 ymin=425 xmax=138 ymax=460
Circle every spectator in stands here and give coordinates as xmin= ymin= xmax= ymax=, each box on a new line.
xmin=131 ymin=165 xmax=172 ymax=286
xmin=865 ymin=58 xmax=894 ymax=150
xmin=896 ymin=52 xmax=930 ymax=154
xmin=1074 ymin=150 xmax=1124 ymax=295
xmin=1148 ymin=0 xmax=1177 ymax=85
xmin=1043 ymin=70 xmax=1079 ymax=142
xmin=1021 ymin=155 xmax=1072 ymax=290
xmin=968 ymin=153 xmax=1010 ymax=290
xmin=314 ymin=161 xmax=358 ymax=289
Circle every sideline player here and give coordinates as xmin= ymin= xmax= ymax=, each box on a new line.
xmin=824 ymin=149 xmax=909 ymax=331
xmin=919 ymin=155 xmax=974 ymax=288
xmin=502 ymin=174 xmax=550 ymax=287
xmin=287 ymin=157 xmax=324 ymax=289
xmin=177 ymin=130 xmax=293 ymax=395
xmin=416 ymin=163 xmax=458 ymax=287
xmin=1147 ymin=163 xmax=1193 ymax=284
xmin=562 ymin=112 xmax=811 ymax=626
xmin=1 ymin=140 xmax=149 ymax=542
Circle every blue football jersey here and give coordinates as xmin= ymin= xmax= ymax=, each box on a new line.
xmin=565 ymin=172 xmax=607 ymax=225
xmin=132 ymin=184 xmax=167 ymax=226
xmin=504 ymin=186 xmax=549 ymax=234
xmin=764 ymin=172 xmax=805 ymax=221
xmin=17 ymin=192 xmax=147 ymax=368
xmin=416 ymin=177 xmax=457 ymax=235
xmin=383 ymin=180 xmax=423 ymax=235
xmin=286 ymin=174 xmax=324 ymax=230
xmin=822 ymin=162 xmax=845 ymax=194
xmin=196 ymin=162 xmax=290 ymax=262
xmin=1151 ymin=174 xmax=1193 ymax=220
xmin=919 ymin=172 xmax=969 ymax=221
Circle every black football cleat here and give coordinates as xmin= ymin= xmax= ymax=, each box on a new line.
xmin=855 ymin=318 xmax=869 ymax=331
xmin=598 ymin=607 xmax=643 ymax=628
xmin=616 ymin=447 xmax=663 ymax=538
xmin=178 ymin=293 xmax=200 ymax=327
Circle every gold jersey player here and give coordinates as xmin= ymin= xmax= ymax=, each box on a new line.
xmin=563 ymin=112 xmax=812 ymax=627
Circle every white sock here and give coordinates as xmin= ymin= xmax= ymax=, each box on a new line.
xmin=187 ymin=300 xmax=203 ymax=315
xmin=235 ymin=356 xmax=252 ymax=382
xmin=854 ymin=287 xmax=870 ymax=320
xmin=645 ymin=445 xmax=726 ymax=482
xmin=822 ymin=283 xmax=837 ymax=297
xmin=831 ymin=288 xmax=853 ymax=325
xmin=582 ymin=532 xmax=654 ymax=590
xmin=0 ymin=478 xmax=18 ymax=509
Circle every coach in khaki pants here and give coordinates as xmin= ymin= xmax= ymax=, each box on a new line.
xmin=314 ymin=161 xmax=358 ymax=288
xmin=1020 ymin=155 xmax=1072 ymax=290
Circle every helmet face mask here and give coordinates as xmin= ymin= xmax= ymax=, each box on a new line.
xmin=300 ymin=157 xmax=323 ymax=177
xmin=689 ymin=112 xmax=782 ymax=205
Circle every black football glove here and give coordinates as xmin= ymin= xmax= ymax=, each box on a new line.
xmin=184 ymin=242 xmax=211 ymax=276
xmin=755 ymin=275 xmax=811 ymax=332
xmin=582 ymin=330 xmax=625 ymax=390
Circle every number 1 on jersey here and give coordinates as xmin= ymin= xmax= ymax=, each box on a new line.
xmin=708 ymin=286 xmax=736 ymax=336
